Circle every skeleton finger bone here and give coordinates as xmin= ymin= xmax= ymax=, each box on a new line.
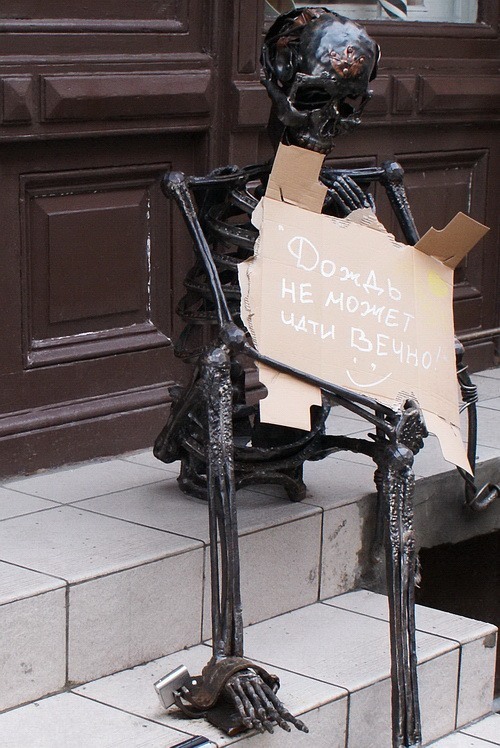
xmin=343 ymin=176 xmax=374 ymax=209
xmin=341 ymin=176 xmax=367 ymax=205
xmin=250 ymin=675 xmax=292 ymax=732
xmin=224 ymin=680 xmax=253 ymax=731
xmin=228 ymin=675 xmax=265 ymax=732
xmin=263 ymin=682 xmax=309 ymax=733
xmin=333 ymin=177 xmax=364 ymax=210
xmin=246 ymin=680 xmax=275 ymax=733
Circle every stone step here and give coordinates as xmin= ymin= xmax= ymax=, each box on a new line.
xmin=428 ymin=713 xmax=500 ymax=747
xmin=0 ymin=591 xmax=496 ymax=747
xmin=0 ymin=370 xmax=498 ymax=715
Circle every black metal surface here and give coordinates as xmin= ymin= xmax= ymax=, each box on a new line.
xmin=153 ymin=7 xmax=496 ymax=747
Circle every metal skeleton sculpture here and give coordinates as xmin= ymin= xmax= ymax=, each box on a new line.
xmin=153 ymin=8 xmax=499 ymax=747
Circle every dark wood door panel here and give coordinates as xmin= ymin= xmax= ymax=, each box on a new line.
xmin=386 ymin=149 xmax=488 ymax=335
xmin=0 ymin=65 xmax=213 ymax=139
xmin=41 ymin=71 xmax=212 ymax=125
xmin=22 ymin=167 xmax=168 ymax=368
xmin=0 ymin=0 xmax=207 ymax=54
xmin=2 ymin=0 xmax=184 ymax=22
xmin=0 ymin=132 xmax=204 ymax=418
xmin=0 ymin=0 xmax=215 ymax=476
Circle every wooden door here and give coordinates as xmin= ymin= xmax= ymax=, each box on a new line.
xmin=0 ymin=1 xmax=220 ymax=476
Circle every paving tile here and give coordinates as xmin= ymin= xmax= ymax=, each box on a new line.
xmin=478 ymin=397 xmax=500 ymax=411
xmin=0 ymin=560 xmax=65 ymax=605
xmin=241 ymin=602 xmax=456 ymax=692
xmin=230 ymin=698 xmax=347 ymax=747
xmin=319 ymin=492 xmax=377 ymax=598
xmin=412 ymin=436 xmax=500 ymax=480
xmin=0 ymin=505 xmax=200 ymax=583
xmin=0 ymin=486 xmax=57 ymax=520
xmin=456 ymin=636 xmax=497 ymax=728
xmin=327 ymin=421 xmax=499 ymax=480
xmin=462 ymin=713 xmax=500 ymax=744
xmin=326 ymin=590 xmax=496 ymax=642
xmin=4 ymin=458 xmax=167 ymax=503
xmin=476 ymin=368 xmax=500 ymax=381
xmin=202 ymin=513 xmax=322 ymax=637
xmin=68 ymin=548 xmax=204 ymax=683
xmin=347 ymin=676 xmax=392 ymax=747
xmin=470 ymin=374 xmax=500 ymax=402
xmin=301 ymin=455 xmax=376 ymax=510
xmin=474 ymin=407 xmax=500 ymax=450
xmin=0 ymin=586 xmax=66 ymax=711
xmin=326 ymin=590 xmax=497 ymax=731
xmin=74 ymin=645 xmax=222 ymax=742
xmin=250 ymin=454 xmax=377 ymax=507
xmin=332 ymin=449 xmax=375 ymax=468
xmin=74 ymin=643 xmax=347 ymax=748
xmin=429 ymin=734 xmax=493 ymax=747
xmin=0 ymin=692 xmax=198 ymax=747
xmin=348 ymin=648 xmax=458 ymax=747
xmin=1 ymin=563 xmax=66 ymax=710
xmin=120 ymin=450 xmax=181 ymax=474
xmin=74 ymin=479 xmax=320 ymax=544
xmin=326 ymin=409 xmax=371 ymax=436
xmin=419 ymin=651 xmax=460 ymax=746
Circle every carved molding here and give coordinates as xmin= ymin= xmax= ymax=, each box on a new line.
xmin=1 ymin=76 xmax=34 ymax=124
xmin=418 ymin=75 xmax=500 ymax=114
xmin=27 ymin=324 xmax=170 ymax=368
xmin=0 ymin=383 xmax=171 ymax=438
xmin=367 ymin=76 xmax=391 ymax=115
xmin=0 ymin=0 xmax=189 ymax=33
xmin=232 ymin=71 xmax=500 ymax=132
xmin=42 ymin=71 xmax=212 ymax=123
xmin=236 ymin=0 xmax=262 ymax=75
xmin=392 ymin=76 xmax=416 ymax=115
xmin=233 ymin=83 xmax=269 ymax=128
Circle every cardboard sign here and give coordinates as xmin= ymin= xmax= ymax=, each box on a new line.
xmin=239 ymin=144 xmax=489 ymax=473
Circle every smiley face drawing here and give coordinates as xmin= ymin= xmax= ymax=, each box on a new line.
xmin=346 ymin=358 xmax=393 ymax=389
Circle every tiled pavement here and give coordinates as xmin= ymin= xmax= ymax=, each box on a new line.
xmin=429 ymin=713 xmax=500 ymax=746
xmin=0 ymin=591 xmax=497 ymax=747
xmin=0 ymin=368 xmax=498 ymax=745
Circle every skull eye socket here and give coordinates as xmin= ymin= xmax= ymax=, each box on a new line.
xmin=292 ymin=85 xmax=333 ymax=111
xmin=338 ymin=95 xmax=363 ymax=119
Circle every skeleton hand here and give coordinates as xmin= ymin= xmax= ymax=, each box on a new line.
xmin=325 ymin=175 xmax=375 ymax=216
xmin=224 ymin=668 xmax=308 ymax=734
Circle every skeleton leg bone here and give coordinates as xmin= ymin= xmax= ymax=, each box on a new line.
xmin=167 ymin=342 xmax=307 ymax=735
xmin=375 ymin=403 xmax=426 ymax=748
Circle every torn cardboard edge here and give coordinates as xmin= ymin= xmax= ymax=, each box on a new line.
xmin=266 ymin=144 xmax=489 ymax=264
xmin=240 ymin=143 xmax=489 ymax=474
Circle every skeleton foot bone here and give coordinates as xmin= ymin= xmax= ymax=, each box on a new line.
xmin=224 ymin=669 xmax=308 ymax=734
xmin=169 ymin=657 xmax=308 ymax=736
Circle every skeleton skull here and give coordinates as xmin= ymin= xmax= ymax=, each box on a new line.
xmin=262 ymin=7 xmax=380 ymax=153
